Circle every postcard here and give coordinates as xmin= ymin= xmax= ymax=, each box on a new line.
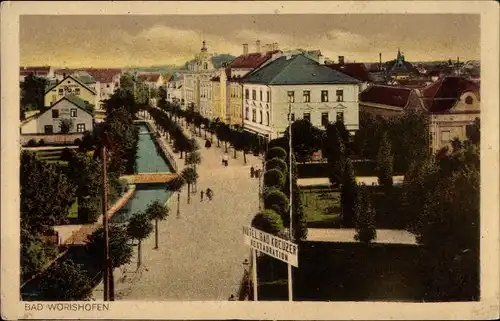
xmin=1 ymin=1 xmax=499 ymax=320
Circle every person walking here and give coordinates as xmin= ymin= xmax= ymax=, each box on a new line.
xmin=250 ymin=166 xmax=255 ymax=178
xmin=206 ymin=188 xmax=213 ymax=201
xmin=200 ymin=190 xmax=204 ymax=202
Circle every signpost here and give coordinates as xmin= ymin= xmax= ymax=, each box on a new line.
xmin=243 ymin=226 xmax=299 ymax=301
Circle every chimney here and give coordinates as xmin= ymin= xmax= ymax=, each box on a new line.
xmin=274 ymin=42 xmax=279 ymax=51
xmin=379 ymin=52 xmax=382 ymax=70
xmin=256 ymin=40 xmax=261 ymax=53
xmin=243 ymin=44 xmax=248 ymax=55
xmin=318 ymin=55 xmax=325 ymax=65
xmin=338 ymin=56 xmax=345 ymax=65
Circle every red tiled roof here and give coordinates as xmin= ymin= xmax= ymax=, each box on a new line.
xmin=228 ymin=50 xmax=280 ymax=69
xmin=393 ymin=79 xmax=428 ymax=88
xmin=81 ymin=68 xmax=121 ymax=83
xmin=420 ymin=76 xmax=480 ymax=112
xmin=326 ymin=63 xmax=372 ymax=82
xmin=138 ymin=73 xmax=161 ymax=82
xmin=20 ymin=66 xmax=51 ymax=76
xmin=359 ymin=85 xmax=412 ymax=108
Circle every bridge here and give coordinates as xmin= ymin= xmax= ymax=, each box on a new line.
xmin=121 ymin=172 xmax=180 ymax=184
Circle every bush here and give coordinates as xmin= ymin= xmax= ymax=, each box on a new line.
xmin=266 ymin=146 xmax=287 ymax=161
xmin=263 ymin=188 xmax=290 ymax=223
xmin=60 ymin=148 xmax=74 ymax=162
xmin=38 ymin=139 xmax=45 ymax=146
xmin=264 ymin=168 xmax=285 ymax=189
xmin=266 ymin=157 xmax=288 ymax=175
xmin=74 ymin=138 xmax=82 ymax=145
xmin=251 ymin=209 xmax=284 ymax=235
xmin=78 ymin=197 xmax=100 ymax=223
xmin=27 ymin=139 xmax=37 ymax=147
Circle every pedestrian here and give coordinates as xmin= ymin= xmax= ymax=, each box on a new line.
xmin=250 ymin=166 xmax=255 ymax=178
xmin=200 ymin=190 xmax=204 ymax=202
xmin=206 ymin=188 xmax=213 ymax=201
xmin=228 ymin=294 xmax=236 ymax=301
xmin=223 ymin=153 xmax=229 ymax=167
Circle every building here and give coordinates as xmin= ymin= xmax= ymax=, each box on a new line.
xmin=359 ymin=85 xmax=426 ymax=118
xmin=20 ymin=95 xmax=94 ymax=135
xmin=327 ymin=56 xmax=372 ymax=91
xmin=182 ymin=41 xmax=216 ymax=117
xmin=383 ymin=49 xmax=421 ymax=80
xmin=241 ymin=53 xmax=361 ymax=142
xmin=137 ymin=72 xmax=164 ymax=89
xmin=20 ymin=66 xmax=55 ymax=82
xmin=421 ymin=76 xmax=480 ymax=152
xmin=83 ymin=69 xmax=121 ymax=108
xmin=44 ymin=74 xmax=98 ymax=108
xmin=166 ymin=72 xmax=183 ymax=104
xmin=211 ymin=68 xmax=229 ymax=122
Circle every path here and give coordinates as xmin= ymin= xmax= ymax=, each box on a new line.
xmin=109 ymin=111 xmax=263 ymax=301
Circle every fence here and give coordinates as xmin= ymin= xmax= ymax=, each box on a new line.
xmin=21 ymin=133 xmax=84 ymax=146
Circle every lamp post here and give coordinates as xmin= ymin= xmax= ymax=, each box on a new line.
xmin=287 ymin=101 xmax=293 ymax=302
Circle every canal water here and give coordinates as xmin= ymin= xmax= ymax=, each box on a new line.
xmin=111 ymin=121 xmax=174 ymax=223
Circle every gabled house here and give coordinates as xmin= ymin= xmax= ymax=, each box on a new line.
xmin=166 ymin=72 xmax=183 ymax=104
xmin=138 ymin=72 xmax=164 ymax=89
xmin=421 ymin=76 xmax=480 ymax=152
xmin=359 ymin=85 xmax=425 ymax=118
xmin=21 ymin=95 xmax=94 ymax=135
xmin=44 ymin=74 xmax=98 ymax=108
xmin=241 ymin=53 xmax=361 ymax=142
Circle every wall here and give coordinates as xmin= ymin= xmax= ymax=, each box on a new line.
xmin=44 ymin=77 xmax=97 ymax=107
xmin=20 ymin=133 xmax=85 ymax=146
xmin=270 ymin=84 xmax=360 ymax=138
xmin=360 ymin=102 xmax=404 ymax=119
xmin=21 ymin=99 xmax=93 ymax=134
xmin=242 ymin=83 xmax=272 ymax=137
xmin=228 ymin=81 xmax=243 ymax=126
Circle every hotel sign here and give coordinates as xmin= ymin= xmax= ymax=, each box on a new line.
xmin=243 ymin=226 xmax=298 ymax=267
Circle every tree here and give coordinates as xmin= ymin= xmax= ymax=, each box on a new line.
xmin=20 ymin=74 xmax=48 ymax=120
xmin=146 ymin=200 xmax=170 ymax=249
xmin=39 ymin=259 xmax=93 ymax=301
xmin=21 ymin=151 xmax=76 ymax=233
xmin=59 ymin=118 xmax=75 ymax=134
xmin=341 ymin=158 xmax=358 ymax=228
xmin=87 ymin=225 xmax=133 ymax=269
xmin=376 ymin=132 xmax=394 ymax=191
xmin=284 ymin=119 xmax=323 ymax=162
xmin=323 ymin=124 xmax=347 ymax=185
xmin=181 ymin=167 xmax=198 ymax=204
xmin=21 ymin=228 xmax=56 ymax=281
xmin=354 ymin=185 xmax=377 ymax=244
xmin=127 ymin=211 xmax=154 ymax=268
xmin=263 ymin=168 xmax=286 ymax=189
xmin=185 ymin=150 xmax=202 ymax=169
xmin=168 ymin=175 xmax=186 ymax=218
xmin=466 ymin=117 xmax=480 ymax=146
xmin=266 ymin=146 xmax=287 ymax=161
xmin=263 ymin=188 xmax=290 ymax=225
xmin=251 ymin=209 xmax=284 ymax=235
xmin=265 ymin=157 xmax=288 ymax=175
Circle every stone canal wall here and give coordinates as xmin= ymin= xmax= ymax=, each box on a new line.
xmin=138 ymin=119 xmax=179 ymax=173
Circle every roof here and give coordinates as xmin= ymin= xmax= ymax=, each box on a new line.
xmin=385 ymin=59 xmax=420 ymax=76
xmin=45 ymin=74 xmax=97 ymax=95
xmin=138 ymin=73 xmax=162 ymax=82
xmin=83 ymin=68 xmax=121 ymax=83
xmin=359 ymin=85 xmax=413 ymax=108
xmin=210 ymin=68 xmax=232 ymax=81
xmin=420 ymin=76 xmax=480 ymax=112
xmin=392 ymin=79 xmax=429 ymax=88
xmin=64 ymin=95 xmax=94 ymax=111
xmin=21 ymin=95 xmax=93 ymax=126
xmin=75 ymin=74 xmax=96 ymax=85
xmin=243 ymin=54 xmax=361 ymax=85
xmin=327 ymin=63 xmax=372 ymax=82
xmin=20 ymin=66 xmax=51 ymax=76
xmin=228 ymin=50 xmax=280 ymax=69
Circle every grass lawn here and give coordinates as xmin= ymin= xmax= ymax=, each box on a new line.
xmin=300 ymin=188 xmax=341 ymax=228
xmin=67 ymin=200 xmax=78 ymax=219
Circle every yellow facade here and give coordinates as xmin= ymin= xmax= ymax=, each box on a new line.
xmin=211 ymin=80 xmax=221 ymax=120
xmin=44 ymin=75 xmax=97 ymax=107
xmin=228 ymin=81 xmax=243 ymax=126
xmin=210 ymin=69 xmax=227 ymax=121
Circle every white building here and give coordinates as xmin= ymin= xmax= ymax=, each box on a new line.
xmin=19 ymin=66 xmax=55 ymax=82
xmin=166 ymin=72 xmax=183 ymax=104
xmin=21 ymin=95 xmax=94 ymax=135
xmin=242 ymin=54 xmax=361 ymax=141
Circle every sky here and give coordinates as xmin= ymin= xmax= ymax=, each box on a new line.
xmin=20 ymin=14 xmax=480 ymax=68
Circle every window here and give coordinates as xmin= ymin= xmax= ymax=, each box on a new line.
xmin=77 ymin=123 xmax=86 ymax=133
xmin=303 ymin=113 xmax=310 ymax=122
xmin=266 ymin=112 xmax=270 ymax=125
xmin=252 ymin=90 xmax=256 ymax=100
xmin=266 ymin=91 xmax=270 ymax=102
xmin=67 ymin=87 xmax=72 ymax=93
xmin=259 ymin=111 xmax=263 ymax=124
xmin=287 ymin=91 xmax=295 ymax=103
xmin=303 ymin=90 xmax=310 ymax=102
xmin=252 ymin=109 xmax=256 ymax=122
xmin=321 ymin=112 xmax=329 ymax=127
xmin=58 ymin=88 xmax=64 ymax=96
xmin=52 ymin=109 xmax=59 ymax=119
xmin=203 ymin=62 xmax=208 ymax=70
xmin=75 ymin=88 xmax=80 ymax=95
xmin=465 ymin=96 xmax=473 ymax=104
xmin=441 ymin=130 xmax=451 ymax=143
xmin=260 ymin=90 xmax=263 ymax=101
xmin=245 ymin=89 xmax=249 ymax=99
xmin=290 ymin=113 xmax=295 ymax=121
xmin=44 ymin=125 xmax=53 ymax=134
xmin=336 ymin=111 xmax=344 ymax=123
xmin=70 ymin=109 xmax=77 ymax=117
xmin=321 ymin=90 xmax=329 ymax=102
xmin=336 ymin=89 xmax=344 ymax=102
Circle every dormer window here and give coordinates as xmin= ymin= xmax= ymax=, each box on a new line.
xmin=465 ymin=96 xmax=473 ymax=104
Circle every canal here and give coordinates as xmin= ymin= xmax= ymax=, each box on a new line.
xmin=111 ymin=121 xmax=174 ymax=223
